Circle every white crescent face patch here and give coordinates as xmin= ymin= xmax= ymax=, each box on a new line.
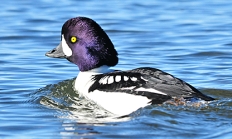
xmin=61 ymin=34 xmax=72 ymax=57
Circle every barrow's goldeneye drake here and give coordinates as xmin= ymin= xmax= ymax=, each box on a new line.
xmin=45 ymin=17 xmax=214 ymax=116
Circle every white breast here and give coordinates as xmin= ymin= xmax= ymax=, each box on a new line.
xmin=74 ymin=66 xmax=151 ymax=116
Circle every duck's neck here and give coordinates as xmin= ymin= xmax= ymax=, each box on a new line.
xmin=74 ymin=65 xmax=114 ymax=93
xmin=85 ymin=65 xmax=113 ymax=74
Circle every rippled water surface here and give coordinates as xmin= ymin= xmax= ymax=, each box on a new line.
xmin=1 ymin=0 xmax=232 ymax=138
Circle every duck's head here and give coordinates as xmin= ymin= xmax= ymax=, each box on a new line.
xmin=46 ymin=17 xmax=118 ymax=71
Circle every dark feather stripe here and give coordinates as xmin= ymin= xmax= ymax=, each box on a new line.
xmin=130 ymin=67 xmax=215 ymax=101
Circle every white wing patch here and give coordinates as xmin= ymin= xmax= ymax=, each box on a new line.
xmin=98 ymin=75 xmax=141 ymax=85
xmin=131 ymin=77 xmax=137 ymax=81
xmin=94 ymin=74 xmax=163 ymax=94
xmin=108 ymin=76 xmax=114 ymax=84
xmin=115 ymin=75 xmax=121 ymax=82
xmin=124 ymin=76 xmax=129 ymax=81
xmin=120 ymin=86 xmax=136 ymax=90
xmin=99 ymin=77 xmax=108 ymax=84
xmin=135 ymin=87 xmax=167 ymax=95
xmin=141 ymin=76 xmax=148 ymax=82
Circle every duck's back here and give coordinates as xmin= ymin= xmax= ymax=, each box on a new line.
xmin=77 ymin=67 xmax=214 ymax=115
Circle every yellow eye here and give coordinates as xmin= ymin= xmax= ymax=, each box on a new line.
xmin=70 ymin=36 xmax=77 ymax=43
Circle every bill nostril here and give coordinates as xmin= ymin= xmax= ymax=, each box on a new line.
xmin=51 ymin=48 xmax=56 ymax=53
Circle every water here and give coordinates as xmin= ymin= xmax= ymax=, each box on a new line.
xmin=1 ymin=0 xmax=232 ymax=138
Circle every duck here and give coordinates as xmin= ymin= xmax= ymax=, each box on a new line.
xmin=45 ymin=17 xmax=214 ymax=116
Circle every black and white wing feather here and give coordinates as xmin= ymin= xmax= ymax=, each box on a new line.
xmin=89 ymin=67 xmax=214 ymax=104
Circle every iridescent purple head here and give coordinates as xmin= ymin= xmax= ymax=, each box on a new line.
xmin=46 ymin=17 xmax=118 ymax=71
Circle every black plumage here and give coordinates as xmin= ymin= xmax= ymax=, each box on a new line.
xmin=89 ymin=67 xmax=214 ymax=104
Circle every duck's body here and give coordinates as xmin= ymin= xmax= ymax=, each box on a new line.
xmin=46 ymin=17 xmax=214 ymax=116
xmin=75 ymin=66 xmax=151 ymax=115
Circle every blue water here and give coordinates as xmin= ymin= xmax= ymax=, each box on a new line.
xmin=1 ymin=0 xmax=232 ymax=138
